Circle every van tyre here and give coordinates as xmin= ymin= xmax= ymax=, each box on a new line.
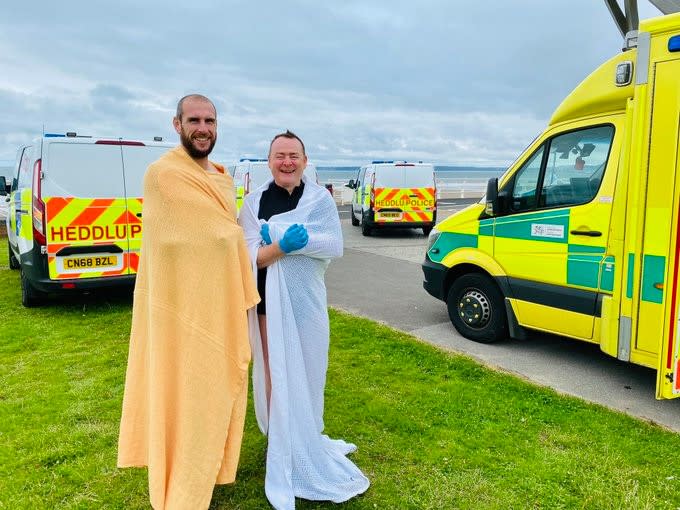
xmin=361 ymin=213 xmax=372 ymax=236
xmin=423 ymin=225 xmax=433 ymax=236
xmin=8 ymin=241 xmax=20 ymax=270
xmin=447 ymin=273 xmax=507 ymax=343
xmin=21 ymin=269 xmax=45 ymax=307
xmin=351 ymin=209 xmax=359 ymax=226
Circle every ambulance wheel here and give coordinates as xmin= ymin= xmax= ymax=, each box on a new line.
xmin=447 ymin=273 xmax=507 ymax=343
xmin=8 ymin=241 xmax=20 ymax=270
xmin=21 ymin=269 xmax=45 ymax=307
xmin=351 ymin=209 xmax=359 ymax=226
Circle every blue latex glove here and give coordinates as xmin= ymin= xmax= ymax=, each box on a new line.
xmin=279 ymin=224 xmax=309 ymax=253
xmin=260 ymin=223 xmax=272 ymax=245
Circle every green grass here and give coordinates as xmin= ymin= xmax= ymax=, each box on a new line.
xmin=1 ymin=241 xmax=680 ymax=509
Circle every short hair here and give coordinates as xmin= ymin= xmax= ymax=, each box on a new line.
xmin=175 ymin=94 xmax=216 ymax=120
xmin=269 ymin=130 xmax=306 ymax=156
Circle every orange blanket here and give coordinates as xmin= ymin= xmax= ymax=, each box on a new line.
xmin=117 ymin=146 xmax=259 ymax=509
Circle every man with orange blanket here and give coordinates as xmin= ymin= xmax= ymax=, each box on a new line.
xmin=117 ymin=94 xmax=259 ymax=509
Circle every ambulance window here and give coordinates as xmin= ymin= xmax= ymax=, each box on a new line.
xmin=540 ymin=125 xmax=614 ymax=208
xmin=43 ymin=143 xmax=125 ymax=198
xmin=122 ymin=145 xmax=171 ymax=197
xmin=510 ymin=146 xmax=545 ymax=212
xmin=17 ymin=146 xmax=34 ymax=188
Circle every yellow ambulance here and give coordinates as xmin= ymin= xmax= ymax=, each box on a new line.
xmin=347 ymin=161 xmax=437 ymax=236
xmin=423 ymin=7 xmax=680 ymax=398
xmin=5 ymin=132 xmax=172 ymax=306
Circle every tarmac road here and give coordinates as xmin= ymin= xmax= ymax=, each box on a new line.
xmin=326 ymin=199 xmax=680 ymax=433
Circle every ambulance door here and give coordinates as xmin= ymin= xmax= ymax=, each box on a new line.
xmin=496 ymin=124 xmax=617 ymax=340
xmin=41 ymin=141 xmax=128 ymax=280
xmin=650 ymin=59 xmax=680 ymax=398
xmin=121 ymin=143 xmax=170 ymax=275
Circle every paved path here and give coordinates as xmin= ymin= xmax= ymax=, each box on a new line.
xmin=327 ymin=200 xmax=680 ymax=433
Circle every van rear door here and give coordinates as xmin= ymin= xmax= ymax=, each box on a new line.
xmin=120 ymin=143 xmax=171 ymax=274
xmin=373 ymin=163 xmax=435 ymax=224
xmin=42 ymin=141 xmax=129 ymax=280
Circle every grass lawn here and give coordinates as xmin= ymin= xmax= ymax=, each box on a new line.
xmin=1 ymin=240 xmax=680 ymax=509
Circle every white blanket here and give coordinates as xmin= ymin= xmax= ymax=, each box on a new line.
xmin=240 ymin=175 xmax=370 ymax=509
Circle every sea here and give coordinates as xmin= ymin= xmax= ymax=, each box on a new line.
xmin=317 ymin=166 xmax=506 ymax=193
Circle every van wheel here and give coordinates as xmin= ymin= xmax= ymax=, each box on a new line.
xmin=422 ymin=225 xmax=433 ymax=236
xmin=361 ymin=214 xmax=372 ymax=236
xmin=351 ymin=209 xmax=359 ymax=226
xmin=447 ymin=273 xmax=507 ymax=343
xmin=21 ymin=269 xmax=45 ymax=307
xmin=8 ymin=241 xmax=20 ymax=270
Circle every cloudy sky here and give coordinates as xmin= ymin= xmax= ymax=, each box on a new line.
xmin=0 ymin=1 xmax=663 ymax=168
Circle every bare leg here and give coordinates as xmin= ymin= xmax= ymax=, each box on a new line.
xmin=257 ymin=314 xmax=272 ymax=411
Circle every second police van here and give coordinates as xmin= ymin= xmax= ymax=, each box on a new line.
xmin=422 ymin=4 xmax=680 ymax=399
xmin=347 ymin=161 xmax=437 ymax=236
xmin=233 ymin=158 xmax=319 ymax=211
xmin=5 ymin=132 xmax=172 ymax=306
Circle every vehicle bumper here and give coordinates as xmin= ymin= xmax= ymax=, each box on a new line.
xmin=20 ymin=249 xmax=135 ymax=293
xmin=422 ymin=256 xmax=446 ymax=301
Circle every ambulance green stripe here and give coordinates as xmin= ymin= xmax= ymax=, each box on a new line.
xmin=428 ymin=232 xmax=478 ymax=264
xmin=599 ymin=256 xmax=615 ymax=292
xmin=626 ymin=253 xmax=634 ymax=299
xmin=641 ymin=254 xmax=665 ymax=304
xmin=567 ymin=255 xmax=601 ymax=288
xmin=568 ymin=244 xmax=606 ymax=254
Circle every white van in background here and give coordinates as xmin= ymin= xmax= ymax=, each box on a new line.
xmin=347 ymin=160 xmax=437 ymax=236
xmin=5 ymin=132 xmax=172 ymax=306
xmin=233 ymin=158 xmax=319 ymax=210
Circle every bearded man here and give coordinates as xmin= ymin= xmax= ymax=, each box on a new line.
xmin=117 ymin=94 xmax=259 ymax=509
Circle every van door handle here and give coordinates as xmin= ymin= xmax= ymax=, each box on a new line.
xmin=570 ymin=230 xmax=602 ymax=237
xmin=17 ymin=209 xmax=28 ymax=214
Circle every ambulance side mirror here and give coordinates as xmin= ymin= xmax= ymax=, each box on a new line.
xmin=485 ymin=177 xmax=499 ymax=216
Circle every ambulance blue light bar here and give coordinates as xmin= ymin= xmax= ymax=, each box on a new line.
xmin=669 ymin=35 xmax=680 ymax=52
xmin=240 ymin=158 xmax=267 ymax=162
xmin=371 ymin=160 xmax=394 ymax=164
xmin=44 ymin=133 xmax=66 ymax=138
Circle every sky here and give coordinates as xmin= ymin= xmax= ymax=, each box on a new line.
xmin=0 ymin=1 xmax=664 ymax=168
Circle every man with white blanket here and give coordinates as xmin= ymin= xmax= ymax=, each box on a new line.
xmin=240 ymin=131 xmax=369 ymax=509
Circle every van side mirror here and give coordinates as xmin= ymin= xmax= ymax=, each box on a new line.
xmin=12 ymin=178 xmax=17 ymax=191
xmin=346 ymin=179 xmax=356 ymax=189
xmin=485 ymin=177 xmax=499 ymax=216
xmin=0 ymin=176 xmax=6 ymax=195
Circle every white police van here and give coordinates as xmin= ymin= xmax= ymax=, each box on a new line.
xmin=5 ymin=132 xmax=172 ymax=306
xmin=347 ymin=160 xmax=437 ymax=236
xmin=233 ymin=158 xmax=319 ymax=210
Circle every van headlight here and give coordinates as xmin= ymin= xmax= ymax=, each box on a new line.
xmin=427 ymin=227 xmax=441 ymax=252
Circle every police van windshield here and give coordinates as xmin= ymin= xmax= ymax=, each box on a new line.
xmin=374 ymin=165 xmax=433 ymax=188
xmin=42 ymin=143 xmax=168 ymax=199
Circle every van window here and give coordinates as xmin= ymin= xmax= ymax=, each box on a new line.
xmin=42 ymin=143 xmax=125 ymax=198
xmin=374 ymin=166 xmax=405 ymax=188
xmin=17 ymin=146 xmax=34 ymax=189
xmin=122 ymin=145 xmax=171 ymax=197
xmin=248 ymin=163 xmax=272 ymax=190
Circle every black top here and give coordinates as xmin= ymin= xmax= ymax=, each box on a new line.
xmin=256 ymin=180 xmax=305 ymax=314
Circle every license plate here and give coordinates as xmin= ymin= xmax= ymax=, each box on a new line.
xmin=59 ymin=254 xmax=121 ymax=273
xmin=377 ymin=211 xmax=403 ymax=220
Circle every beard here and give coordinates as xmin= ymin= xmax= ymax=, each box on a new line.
xmin=180 ymin=128 xmax=216 ymax=159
